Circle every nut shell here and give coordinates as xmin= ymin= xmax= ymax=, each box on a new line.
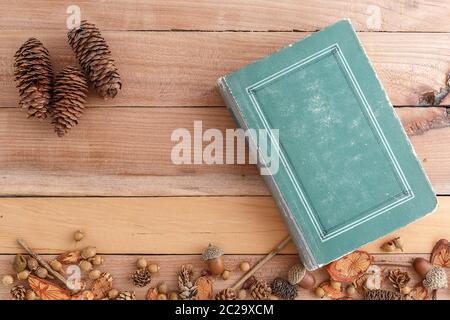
xmin=202 ymin=244 xmax=224 ymax=261
xmin=287 ymin=263 xmax=306 ymax=285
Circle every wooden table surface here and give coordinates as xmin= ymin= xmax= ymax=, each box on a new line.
xmin=0 ymin=0 xmax=449 ymax=300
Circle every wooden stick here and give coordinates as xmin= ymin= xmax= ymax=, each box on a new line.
xmin=17 ymin=239 xmax=70 ymax=290
xmin=231 ymin=235 xmax=291 ymax=291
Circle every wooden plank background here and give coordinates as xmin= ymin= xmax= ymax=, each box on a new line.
xmin=0 ymin=0 xmax=448 ymax=300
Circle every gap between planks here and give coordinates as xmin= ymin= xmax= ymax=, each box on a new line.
xmin=0 ymin=196 xmax=448 ymax=255
xmin=0 ymin=254 xmax=448 ymax=300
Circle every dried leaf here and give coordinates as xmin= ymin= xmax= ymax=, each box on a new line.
xmin=28 ymin=275 xmax=70 ymax=300
xmin=408 ymin=284 xmax=429 ymax=300
xmin=327 ymin=251 xmax=372 ymax=282
xmin=194 ymin=276 xmax=213 ymax=300
xmin=91 ymin=272 xmax=113 ymax=300
xmin=146 ymin=287 xmax=158 ymax=300
xmin=57 ymin=250 xmax=82 ymax=265
xmin=71 ymin=290 xmax=94 ymax=300
xmin=430 ymin=239 xmax=450 ymax=268
xmin=318 ymin=281 xmax=345 ymax=300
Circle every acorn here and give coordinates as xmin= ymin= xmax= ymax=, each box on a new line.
xmin=314 ymin=287 xmax=325 ymax=298
xmin=91 ymin=255 xmax=104 ymax=266
xmin=202 ymin=244 xmax=225 ymax=276
xmin=169 ymin=292 xmax=179 ymax=300
xmin=89 ymin=269 xmax=102 ymax=280
xmin=79 ymin=260 xmax=93 ymax=273
xmin=287 ymin=263 xmax=315 ymax=289
xmin=17 ymin=270 xmax=30 ymax=281
xmin=137 ymin=258 xmax=148 ymax=269
xmin=81 ymin=246 xmax=97 ymax=259
xmin=108 ymin=289 xmax=120 ymax=300
xmin=413 ymin=257 xmax=448 ymax=291
xmin=157 ymin=282 xmax=168 ymax=294
xmin=222 ymin=270 xmax=230 ymax=280
xmin=239 ymin=261 xmax=251 ymax=272
xmin=148 ymin=263 xmax=160 ymax=274
xmin=74 ymin=230 xmax=85 ymax=242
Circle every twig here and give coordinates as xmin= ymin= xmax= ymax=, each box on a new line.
xmin=231 ymin=235 xmax=291 ymax=291
xmin=17 ymin=239 xmax=70 ymax=290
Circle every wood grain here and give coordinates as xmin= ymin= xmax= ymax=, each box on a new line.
xmin=2 ymin=31 xmax=450 ymax=108
xmin=0 ymin=196 xmax=447 ymax=255
xmin=0 ymin=107 xmax=450 ymax=196
xmin=1 ymin=1 xmax=450 ymax=32
xmin=0 ymin=254 xmax=448 ymax=300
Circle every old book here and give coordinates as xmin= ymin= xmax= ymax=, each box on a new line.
xmin=217 ymin=20 xmax=437 ymax=270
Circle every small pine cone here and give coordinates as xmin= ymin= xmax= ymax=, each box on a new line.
xmin=52 ymin=66 xmax=88 ymax=137
xmin=14 ymin=38 xmax=53 ymax=119
xmin=131 ymin=268 xmax=152 ymax=287
xmin=364 ymin=289 xmax=403 ymax=300
xmin=215 ymin=288 xmax=236 ymax=300
xmin=271 ymin=277 xmax=298 ymax=300
xmin=116 ymin=291 xmax=136 ymax=300
xmin=250 ymin=280 xmax=272 ymax=300
xmin=388 ymin=269 xmax=410 ymax=291
xmin=178 ymin=264 xmax=197 ymax=300
xmin=68 ymin=20 xmax=121 ymax=99
xmin=10 ymin=285 xmax=27 ymax=300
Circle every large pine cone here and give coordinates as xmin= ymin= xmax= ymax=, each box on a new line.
xmin=14 ymin=38 xmax=53 ymax=119
xmin=250 ymin=280 xmax=272 ymax=300
xmin=68 ymin=20 xmax=121 ymax=99
xmin=52 ymin=66 xmax=88 ymax=137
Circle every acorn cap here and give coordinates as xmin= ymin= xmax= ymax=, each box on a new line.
xmin=423 ymin=266 xmax=448 ymax=291
xmin=287 ymin=263 xmax=306 ymax=285
xmin=202 ymin=244 xmax=224 ymax=261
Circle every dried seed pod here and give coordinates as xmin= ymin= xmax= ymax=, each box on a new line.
xmin=108 ymin=289 xmax=119 ymax=300
xmin=25 ymin=289 xmax=37 ymax=301
xmin=13 ymin=254 xmax=27 ymax=273
xmin=89 ymin=269 xmax=102 ymax=280
xmin=35 ymin=267 xmax=48 ymax=279
xmin=50 ymin=260 xmax=64 ymax=273
xmin=74 ymin=230 xmax=85 ymax=242
xmin=27 ymin=257 xmax=39 ymax=271
xmin=90 ymin=255 xmax=104 ymax=266
xmin=2 ymin=275 xmax=14 ymax=287
xmin=148 ymin=263 xmax=160 ymax=274
xmin=14 ymin=38 xmax=53 ymax=119
xmin=202 ymin=244 xmax=225 ymax=276
xmin=81 ymin=246 xmax=97 ymax=260
xmin=222 ymin=270 xmax=230 ymax=280
xmin=239 ymin=261 xmax=251 ymax=272
xmin=157 ymin=282 xmax=168 ymax=294
xmin=68 ymin=20 xmax=122 ymax=99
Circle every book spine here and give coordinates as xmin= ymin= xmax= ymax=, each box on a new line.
xmin=217 ymin=77 xmax=318 ymax=270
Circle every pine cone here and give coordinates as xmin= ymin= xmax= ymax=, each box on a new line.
xmin=68 ymin=20 xmax=121 ymax=99
xmin=10 ymin=285 xmax=26 ymax=300
xmin=271 ymin=277 xmax=298 ymax=300
xmin=364 ymin=289 xmax=403 ymax=300
xmin=131 ymin=268 xmax=152 ymax=287
xmin=13 ymin=38 xmax=53 ymax=119
xmin=52 ymin=66 xmax=88 ymax=137
xmin=250 ymin=280 xmax=272 ymax=300
xmin=388 ymin=269 xmax=410 ymax=291
xmin=178 ymin=264 xmax=197 ymax=300
xmin=215 ymin=288 xmax=236 ymax=300
xmin=116 ymin=291 xmax=136 ymax=300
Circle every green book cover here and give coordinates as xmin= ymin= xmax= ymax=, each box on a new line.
xmin=218 ymin=20 xmax=437 ymax=270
